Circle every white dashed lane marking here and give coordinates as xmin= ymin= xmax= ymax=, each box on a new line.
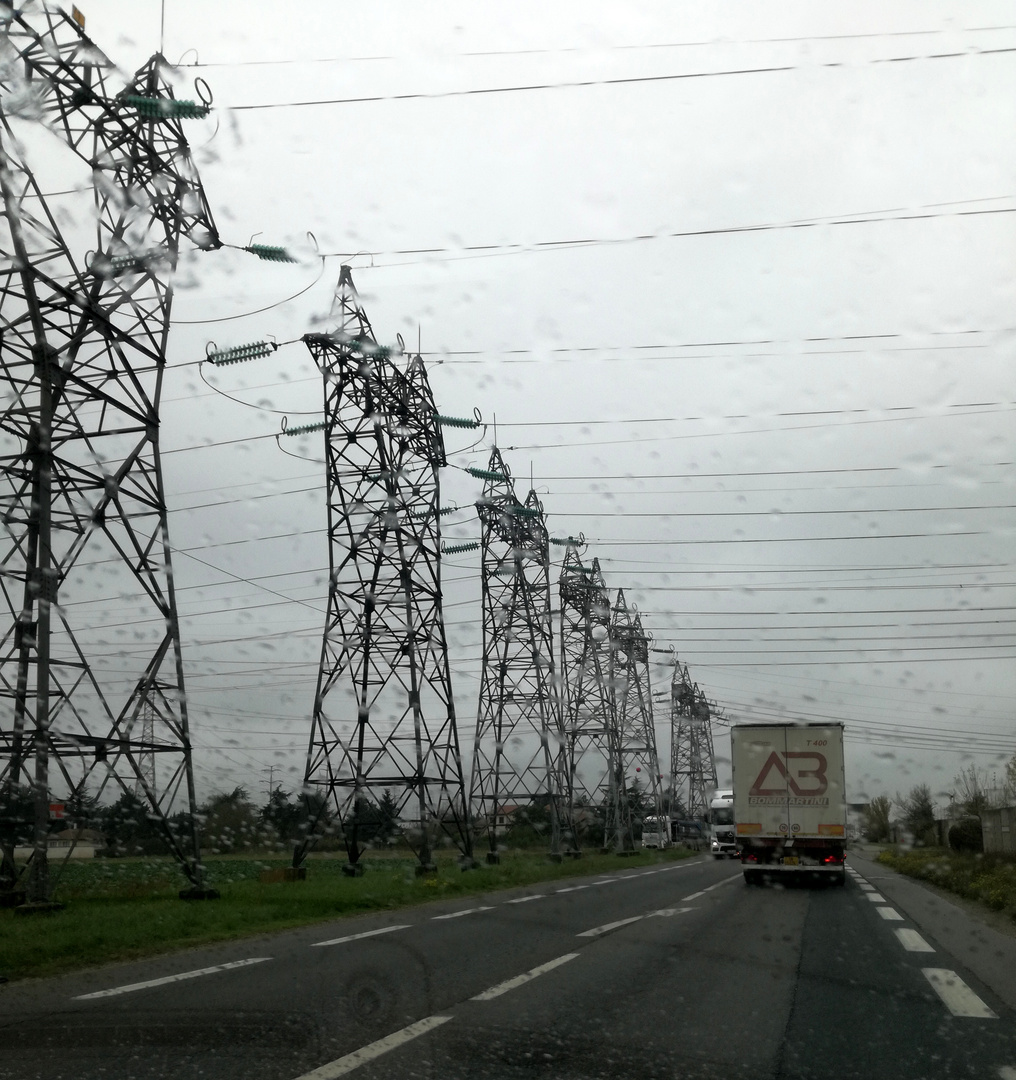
xmin=432 ymin=906 xmax=494 ymax=921
xmin=75 ymin=957 xmax=271 ymax=1000
xmin=895 ymin=928 xmax=935 ymax=953
xmin=864 ymin=893 xmax=887 ymax=902
xmin=922 ymin=968 xmax=998 ymax=1019
xmin=877 ymin=907 xmax=904 ymax=921
xmin=471 ymin=953 xmax=579 ymax=1000
xmin=556 ymin=884 xmax=589 ymax=893
xmin=312 ymin=925 xmax=410 ymax=948
xmin=577 ymin=915 xmax=644 ymax=938
xmin=504 ymin=895 xmax=544 ymax=904
xmin=293 ymin=1014 xmax=453 ymax=1079
xmin=681 ymin=873 xmax=742 ymax=902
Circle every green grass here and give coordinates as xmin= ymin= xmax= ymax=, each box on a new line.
xmin=0 ymin=845 xmax=695 ymax=982
xmin=877 ymin=848 xmax=1016 ymax=921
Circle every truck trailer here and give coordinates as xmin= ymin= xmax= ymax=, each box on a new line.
xmin=731 ymin=722 xmax=846 ymax=885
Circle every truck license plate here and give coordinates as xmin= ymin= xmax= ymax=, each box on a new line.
xmin=783 ymin=856 xmax=799 ymax=866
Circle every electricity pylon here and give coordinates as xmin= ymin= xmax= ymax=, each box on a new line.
xmin=295 ymin=266 xmax=474 ymax=875
xmin=0 ymin=7 xmax=220 ymax=901
xmin=558 ymin=543 xmax=616 ymax=848
xmin=669 ymin=661 xmax=718 ymax=821
xmin=607 ymin=591 xmax=664 ymax=852
xmin=469 ymin=448 xmax=570 ymax=861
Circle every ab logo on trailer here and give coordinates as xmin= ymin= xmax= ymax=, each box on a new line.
xmin=748 ymin=752 xmax=828 ymax=797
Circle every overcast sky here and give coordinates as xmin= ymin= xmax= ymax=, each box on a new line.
xmin=40 ymin=0 xmax=1015 ymax=809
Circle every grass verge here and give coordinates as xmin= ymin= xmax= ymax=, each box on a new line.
xmin=877 ymin=847 xmax=1016 ymax=922
xmin=0 ymin=846 xmax=696 ymax=982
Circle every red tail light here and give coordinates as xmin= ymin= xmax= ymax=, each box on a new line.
xmin=822 ymin=854 xmax=844 ymax=865
xmin=742 ymin=852 xmax=758 ymax=863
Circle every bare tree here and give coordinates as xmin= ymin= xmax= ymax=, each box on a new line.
xmin=895 ymin=784 xmax=937 ymax=846
xmin=862 ymin=795 xmax=892 ymax=842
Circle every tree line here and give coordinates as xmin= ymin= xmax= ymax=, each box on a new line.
xmin=862 ymin=758 xmax=1016 ymax=852
xmin=0 ymin=779 xmax=663 ymax=858
xmin=0 ymin=785 xmax=402 ymax=858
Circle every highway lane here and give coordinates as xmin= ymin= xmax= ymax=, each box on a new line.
xmin=3 ymin=854 xmax=1016 ymax=1079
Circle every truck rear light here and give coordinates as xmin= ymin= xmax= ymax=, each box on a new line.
xmin=822 ymin=854 xmax=844 ymax=865
xmin=742 ymin=852 xmax=758 ymax=863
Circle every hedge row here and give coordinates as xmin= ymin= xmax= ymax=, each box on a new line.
xmin=877 ymin=848 xmax=1016 ymax=919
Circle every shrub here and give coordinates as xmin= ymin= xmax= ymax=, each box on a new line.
xmin=948 ymin=817 xmax=983 ymax=853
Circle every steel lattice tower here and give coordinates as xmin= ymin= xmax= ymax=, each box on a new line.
xmin=558 ymin=543 xmax=616 ymax=847
xmin=669 ymin=662 xmax=718 ymax=821
xmin=0 ymin=8 xmax=220 ymax=900
xmin=295 ymin=267 xmax=474 ymax=874
xmin=469 ymin=448 xmax=570 ymax=861
xmin=607 ymin=591 xmax=664 ymax=851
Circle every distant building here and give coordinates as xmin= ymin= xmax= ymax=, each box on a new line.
xmin=14 ymin=828 xmax=102 ymax=860
xmin=493 ymin=804 xmax=521 ymax=828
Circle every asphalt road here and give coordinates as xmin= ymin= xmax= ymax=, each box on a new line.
xmin=3 ymin=851 xmax=1016 ymax=1080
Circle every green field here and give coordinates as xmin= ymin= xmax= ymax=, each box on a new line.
xmin=0 ymin=846 xmax=696 ymax=982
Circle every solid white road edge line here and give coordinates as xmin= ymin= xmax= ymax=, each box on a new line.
xmin=74 ymin=957 xmax=271 ymax=1000
xmin=895 ymin=928 xmax=935 ymax=953
xmin=293 ymin=1014 xmax=454 ymax=1079
xmin=311 ymin=925 xmax=410 ymax=948
xmin=471 ymin=953 xmax=580 ymax=1000
xmin=432 ymin=906 xmax=494 ymax=920
xmin=577 ymin=915 xmax=644 ymax=937
xmin=921 ymin=968 xmax=998 ymax=1019
xmin=681 ymin=872 xmax=741 ymax=902
xmin=877 ymin=907 xmax=904 ymax=921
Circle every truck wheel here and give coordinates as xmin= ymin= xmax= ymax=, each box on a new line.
xmin=743 ymin=870 xmax=758 ymax=886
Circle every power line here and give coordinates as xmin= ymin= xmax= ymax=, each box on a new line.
xmin=331 ymin=205 xmax=1016 ymax=266
xmin=176 ymin=28 xmax=1016 ymax=68
xmin=498 ymin=405 xmax=1014 ymax=452
xmin=225 ymin=49 xmax=1016 ymax=112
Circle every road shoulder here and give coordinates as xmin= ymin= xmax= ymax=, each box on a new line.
xmin=849 ymin=846 xmax=1016 ymax=1012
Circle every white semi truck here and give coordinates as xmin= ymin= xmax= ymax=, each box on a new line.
xmin=709 ymin=789 xmax=736 ymax=858
xmin=731 ymin=722 xmax=846 ymax=885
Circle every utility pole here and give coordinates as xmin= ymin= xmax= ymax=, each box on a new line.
xmin=469 ymin=447 xmax=571 ymax=862
xmin=0 ymin=7 xmax=222 ymax=902
xmin=261 ymin=765 xmax=279 ymax=800
xmin=294 ymin=267 xmax=474 ymax=876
